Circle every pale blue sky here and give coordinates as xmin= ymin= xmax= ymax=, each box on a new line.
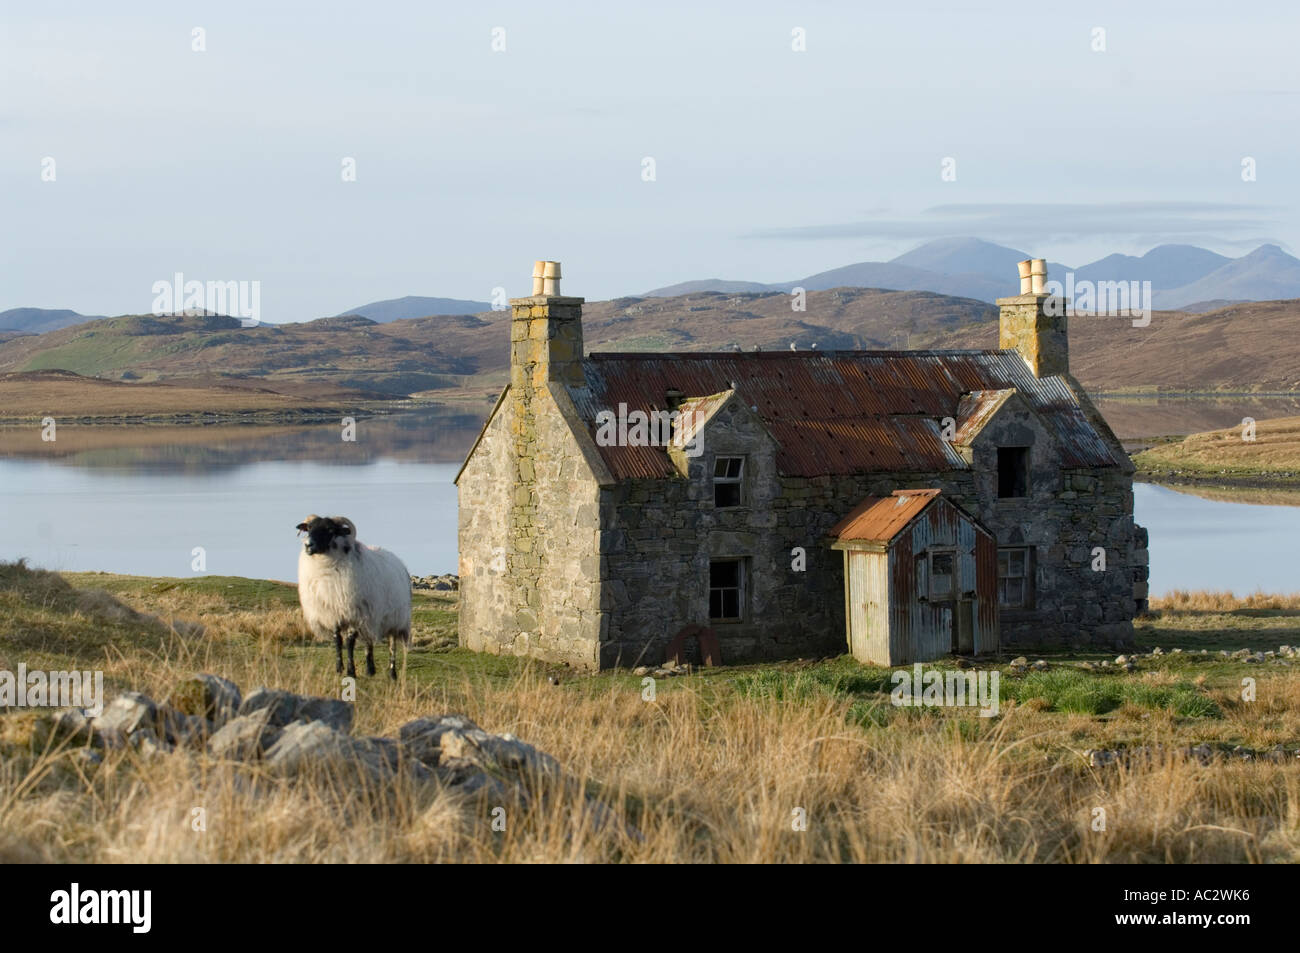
xmin=3 ymin=0 xmax=1295 ymax=321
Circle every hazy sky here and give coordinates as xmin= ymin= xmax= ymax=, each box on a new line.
xmin=3 ymin=0 xmax=1296 ymax=321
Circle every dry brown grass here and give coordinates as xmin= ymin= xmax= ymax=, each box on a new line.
xmin=1135 ymin=415 xmax=1300 ymax=476
xmin=1153 ymin=590 xmax=1300 ymax=612
xmin=2 ymin=564 xmax=1298 ymax=863
xmin=4 ymin=666 xmax=1298 ymax=863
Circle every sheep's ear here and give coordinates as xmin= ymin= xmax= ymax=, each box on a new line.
xmin=296 ymin=514 xmax=318 ymax=532
xmin=295 ymin=522 xmax=310 ymax=532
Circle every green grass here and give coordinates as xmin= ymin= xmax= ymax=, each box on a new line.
xmin=1001 ymin=669 xmax=1222 ymax=717
xmin=5 ymin=565 xmax=1287 ymax=739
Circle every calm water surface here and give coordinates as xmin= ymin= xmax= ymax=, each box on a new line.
xmin=1 ymin=422 xmax=1296 ymax=595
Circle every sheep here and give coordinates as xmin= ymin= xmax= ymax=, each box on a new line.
xmin=295 ymin=514 xmax=411 ymax=680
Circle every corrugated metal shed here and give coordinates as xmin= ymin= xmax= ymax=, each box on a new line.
xmin=570 ymin=351 xmax=1120 ymax=479
xmin=831 ymin=489 xmax=999 ymax=665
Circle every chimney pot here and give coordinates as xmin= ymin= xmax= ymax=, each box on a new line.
xmin=1029 ymin=259 xmax=1047 ymax=295
xmin=1017 ymin=259 xmax=1033 ymax=295
xmin=531 ymin=260 xmax=563 ymax=296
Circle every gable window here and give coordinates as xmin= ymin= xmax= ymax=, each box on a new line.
xmin=929 ymin=550 xmax=955 ymax=601
xmin=709 ymin=559 xmax=745 ymax=621
xmin=997 ymin=447 xmax=1030 ymax=498
xmin=713 ymin=456 xmax=745 ymax=507
xmin=998 ymin=547 xmax=1033 ymax=608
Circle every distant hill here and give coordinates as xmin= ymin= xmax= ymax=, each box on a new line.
xmin=888 ymin=237 xmax=1071 ymax=286
xmin=336 ymin=295 xmax=492 ymax=322
xmin=0 ymin=308 xmax=103 ymax=334
xmin=5 ymin=288 xmax=1300 ymax=416
xmin=1155 ymin=245 xmax=1300 ymax=309
xmin=1073 ymin=244 xmax=1229 ymax=290
xmin=644 ymin=238 xmax=1300 ymax=309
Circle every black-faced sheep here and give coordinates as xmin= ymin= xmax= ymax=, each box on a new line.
xmin=295 ymin=515 xmax=411 ymax=680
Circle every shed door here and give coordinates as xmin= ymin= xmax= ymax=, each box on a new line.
xmin=955 ymin=600 xmax=974 ymax=654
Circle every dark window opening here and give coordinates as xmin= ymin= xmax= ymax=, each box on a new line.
xmin=929 ymin=551 xmax=954 ymax=601
xmin=713 ymin=456 xmax=744 ymax=508
xmin=997 ymin=447 xmax=1029 ymax=498
xmin=709 ymin=559 xmax=744 ymax=620
xmin=998 ymin=546 xmax=1033 ymax=608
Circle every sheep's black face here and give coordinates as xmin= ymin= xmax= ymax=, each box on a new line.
xmin=296 ymin=516 xmax=353 ymax=556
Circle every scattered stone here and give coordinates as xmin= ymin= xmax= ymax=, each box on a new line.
xmin=207 ymin=711 xmax=284 ymax=761
xmin=157 ymin=708 xmax=212 ymax=747
xmin=1030 ymin=659 xmax=1049 ymax=671
xmin=93 ymin=691 xmax=158 ymax=744
xmin=1151 ymin=646 xmax=1163 ymax=656
xmin=59 ymin=676 xmax=630 ymax=839
xmin=398 ymin=715 xmax=478 ymax=767
xmin=1114 ymin=655 xmax=1128 ymax=665
xmin=239 ymin=687 xmax=353 ymax=733
xmin=632 ymin=666 xmax=650 ymax=676
xmin=263 ymin=720 xmax=408 ymax=785
xmin=166 ymin=674 xmax=242 ymax=726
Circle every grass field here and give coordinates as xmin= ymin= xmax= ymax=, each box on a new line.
xmin=1 ymin=562 xmax=1298 ymax=863
xmin=1135 ymin=415 xmax=1300 ymax=482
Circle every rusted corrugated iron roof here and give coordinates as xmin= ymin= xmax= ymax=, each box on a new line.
xmin=829 ymin=489 xmax=941 ymax=543
xmin=953 ymin=389 xmax=1017 ymax=446
xmin=570 ymin=350 xmax=1121 ymax=479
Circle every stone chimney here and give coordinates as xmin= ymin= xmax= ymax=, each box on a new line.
xmin=510 ymin=260 xmax=586 ymax=391
xmin=997 ymin=258 xmax=1068 ymax=378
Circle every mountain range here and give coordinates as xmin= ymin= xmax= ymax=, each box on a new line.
xmin=5 ymin=239 xmax=1300 ymax=332
xmin=643 ymin=239 xmax=1300 ymax=311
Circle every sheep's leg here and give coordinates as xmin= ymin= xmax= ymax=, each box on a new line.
xmin=387 ymin=632 xmax=401 ymax=681
xmin=345 ymin=632 xmax=358 ymax=679
xmin=364 ymin=641 xmax=376 ymax=677
xmin=334 ymin=628 xmax=344 ymax=675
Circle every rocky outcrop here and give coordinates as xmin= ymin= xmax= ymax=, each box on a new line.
xmin=28 ymin=674 xmax=634 ymax=836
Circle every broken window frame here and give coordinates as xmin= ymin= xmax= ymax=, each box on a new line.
xmin=709 ymin=558 xmax=746 ymax=622
xmin=712 ymin=455 xmax=745 ymax=508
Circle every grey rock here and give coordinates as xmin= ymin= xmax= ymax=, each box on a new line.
xmin=399 ymin=715 xmax=478 ymax=766
xmin=438 ymin=727 xmax=561 ymax=783
xmin=129 ymin=727 xmax=173 ymax=758
xmin=167 ymin=674 xmax=242 ymax=726
xmin=238 ymin=687 xmax=301 ymax=726
xmin=296 ymin=697 xmax=354 ymax=733
xmin=207 ymin=711 xmax=284 ymax=761
xmin=1030 ymin=659 xmax=1049 ymax=671
xmin=239 ymin=687 xmax=352 ymax=732
xmin=93 ymin=692 xmax=158 ymax=743
xmin=157 ymin=708 xmax=212 ymax=747
xmin=264 ymin=721 xmax=392 ymax=782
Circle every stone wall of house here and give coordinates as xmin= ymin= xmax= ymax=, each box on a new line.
xmin=458 ymin=291 xmax=607 ymax=669
xmin=457 ymin=389 xmax=605 ymax=669
xmin=594 ymin=397 xmax=1141 ymax=667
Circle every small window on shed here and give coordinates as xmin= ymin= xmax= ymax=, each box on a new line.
xmin=709 ymin=559 xmax=745 ymax=621
xmin=997 ymin=447 xmax=1029 ymax=498
xmin=713 ymin=456 xmax=745 ymax=508
xmin=929 ymin=551 xmax=955 ymax=601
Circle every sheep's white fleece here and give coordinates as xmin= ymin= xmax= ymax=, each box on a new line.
xmin=298 ymin=540 xmax=411 ymax=645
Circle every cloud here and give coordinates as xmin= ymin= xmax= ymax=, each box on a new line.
xmin=749 ymin=202 xmax=1285 ymax=249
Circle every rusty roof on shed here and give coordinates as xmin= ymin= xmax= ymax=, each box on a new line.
xmin=569 ymin=350 xmax=1121 ymax=479
xmin=829 ymin=489 xmax=941 ymax=543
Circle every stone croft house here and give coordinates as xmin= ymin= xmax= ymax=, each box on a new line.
xmin=456 ymin=259 xmax=1149 ymax=669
